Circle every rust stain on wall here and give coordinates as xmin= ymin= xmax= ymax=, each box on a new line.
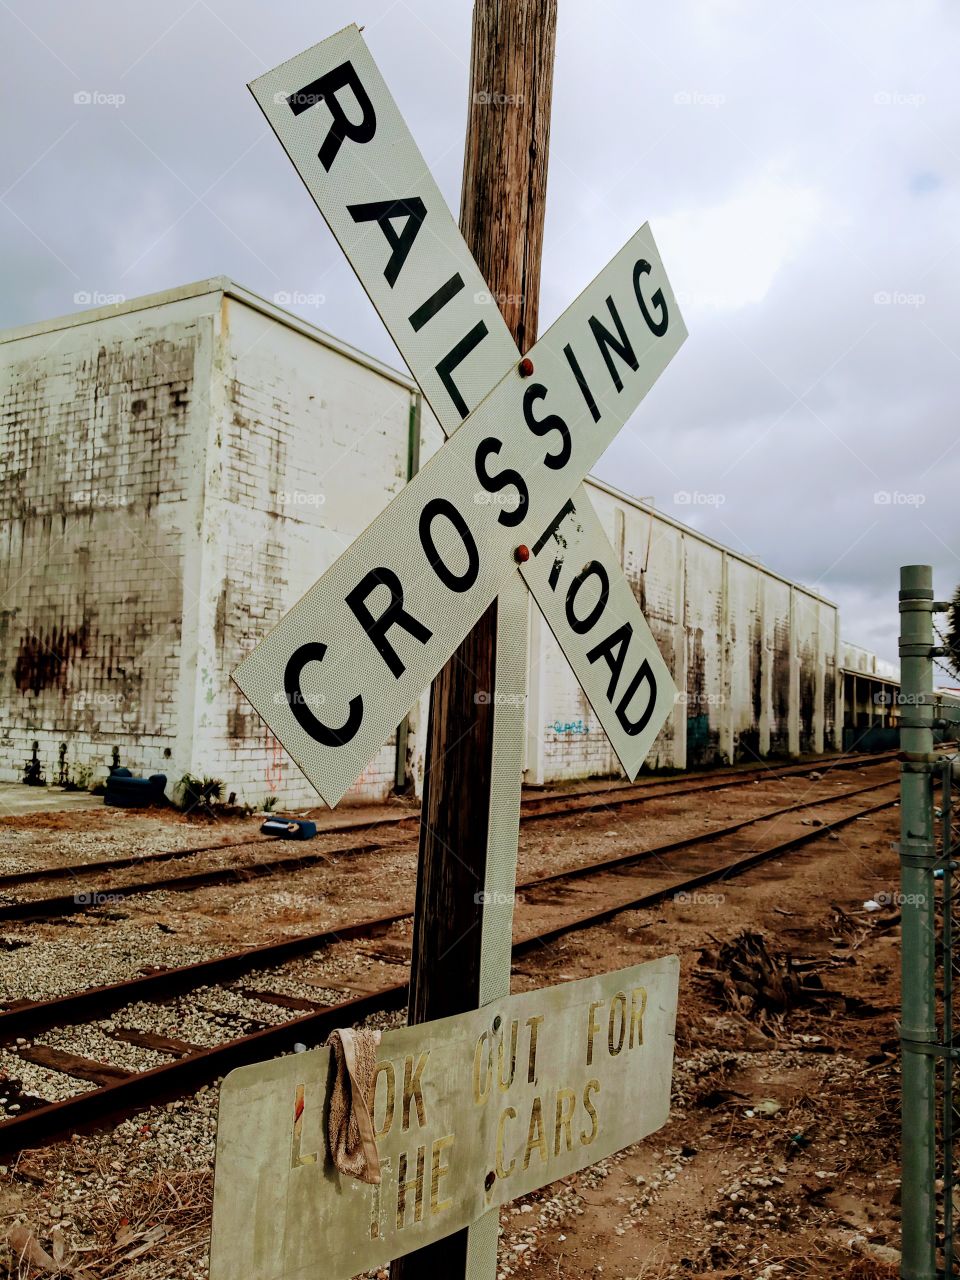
xmin=685 ymin=625 xmax=718 ymax=763
xmin=14 ymin=619 xmax=89 ymax=695
xmin=625 ymin=563 xmax=647 ymax=613
xmin=823 ymin=667 xmax=836 ymax=738
xmin=771 ymin=617 xmax=791 ymax=752
xmin=226 ymin=698 xmax=249 ymax=743
xmin=750 ymin=613 xmax=763 ymax=727
xmin=214 ymin=582 xmax=228 ymax=652
xmin=799 ymin=645 xmax=817 ymax=752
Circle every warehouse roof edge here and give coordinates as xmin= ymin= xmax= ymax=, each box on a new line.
xmin=2 ymin=276 xmax=843 ymax=609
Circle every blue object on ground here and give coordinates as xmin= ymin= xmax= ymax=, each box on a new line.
xmin=260 ymin=817 xmax=318 ymax=840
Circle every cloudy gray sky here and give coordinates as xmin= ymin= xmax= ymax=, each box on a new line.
xmin=1 ymin=0 xmax=956 ymax=668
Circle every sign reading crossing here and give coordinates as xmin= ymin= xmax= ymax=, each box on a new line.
xmin=234 ymin=223 xmax=684 ymax=806
xmin=247 ymin=24 xmax=682 ymax=781
xmin=209 ymin=957 xmax=679 ymax=1280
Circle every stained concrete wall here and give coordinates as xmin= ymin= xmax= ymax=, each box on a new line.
xmin=197 ymin=291 xmax=422 ymax=806
xmin=0 ymin=278 xmax=886 ymax=809
xmin=0 ymin=280 xmax=421 ymax=806
xmin=0 ymin=288 xmax=216 ymax=788
xmin=842 ymin=641 xmax=899 ymax=682
xmin=841 ymin=641 xmax=901 ymax=736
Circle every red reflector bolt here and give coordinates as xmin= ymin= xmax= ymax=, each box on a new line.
xmin=518 ymin=357 xmax=534 ymax=377
xmin=515 ymin=544 xmax=530 ymax=563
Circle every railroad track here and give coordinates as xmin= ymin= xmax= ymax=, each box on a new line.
xmin=0 ymin=750 xmax=899 ymax=923
xmin=517 ymin=746 xmax=899 ymax=812
xmin=0 ymin=767 xmax=903 ymax=1153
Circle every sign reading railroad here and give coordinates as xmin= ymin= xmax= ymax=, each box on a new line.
xmin=209 ymin=958 xmax=679 ymax=1280
xmin=233 ymin=24 xmax=686 ymax=807
xmin=244 ymin=22 xmax=678 ymax=784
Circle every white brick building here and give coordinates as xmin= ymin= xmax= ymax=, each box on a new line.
xmin=0 ymin=279 xmax=865 ymax=807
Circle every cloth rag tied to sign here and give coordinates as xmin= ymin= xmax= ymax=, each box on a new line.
xmin=325 ymin=1028 xmax=382 ymax=1184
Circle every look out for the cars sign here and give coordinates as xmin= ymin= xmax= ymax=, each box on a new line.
xmin=235 ymin=25 xmax=686 ymax=807
xmin=210 ymin=957 xmax=679 ymax=1280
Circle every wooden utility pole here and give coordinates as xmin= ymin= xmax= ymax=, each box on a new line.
xmin=392 ymin=2 xmax=558 ymax=1276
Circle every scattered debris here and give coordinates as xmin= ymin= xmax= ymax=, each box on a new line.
xmin=697 ymin=931 xmax=825 ymax=1029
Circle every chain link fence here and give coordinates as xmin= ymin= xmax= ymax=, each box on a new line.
xmin=899 ymin=565 xmax=960 ymax=1279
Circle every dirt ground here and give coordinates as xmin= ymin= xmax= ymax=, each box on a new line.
xmin=494 ymin=792 xmax=904 ymax=1280
xmin=0 ymin=767 xmax=906 ymax=1279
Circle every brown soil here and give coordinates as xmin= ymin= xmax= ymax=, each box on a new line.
xmin=495 ymin=790 xmax=904 ymax=1279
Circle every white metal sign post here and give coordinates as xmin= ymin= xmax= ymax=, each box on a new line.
xmin=218 ymin=21 xmax=688 ymax=1279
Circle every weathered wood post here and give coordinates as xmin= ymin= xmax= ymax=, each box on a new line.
xmin=394 ymin=3 xmax=558 ymax=1275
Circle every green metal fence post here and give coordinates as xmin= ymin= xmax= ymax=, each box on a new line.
xmin=899 ymin=563 xmax=938 ymax=1279
xmin=942 ymin=755 xmax=955 ymax=1277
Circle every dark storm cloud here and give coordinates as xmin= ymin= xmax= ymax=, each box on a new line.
xmin=1 ymin=0 xmax=956 ymax=667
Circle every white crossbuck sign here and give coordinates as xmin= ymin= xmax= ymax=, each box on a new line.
xmin=235 ymin=24 xmax=688 ymax=807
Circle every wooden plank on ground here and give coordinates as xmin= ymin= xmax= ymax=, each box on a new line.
xmin=18 ymin=1045 xmax=133 ymax=1086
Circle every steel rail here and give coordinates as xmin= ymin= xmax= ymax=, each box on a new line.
xmin=0 ymin=759 xmax=900 ymax=922
xmin=518 ymin=793 xmax=900 ymax=947
xmin=0 ymin=838 xmax=406 ymax=924
xmin=0 ymin=749 xmax=898 ymax=896
xmin=518 ymin=747 xmax=899 ymax=812
xmin=0 ymin=814 xmax=418 ymax=892
xmin=0 ymin=775 xmax=894 ymax=1041
xmin=0 ymin=783 xmax=900 ymax=1154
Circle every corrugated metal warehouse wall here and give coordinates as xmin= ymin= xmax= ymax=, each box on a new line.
xmin=0 ymin=280 xmax=882 ymax=807
xmin=522 ymin=481 xmax=840 ymax=785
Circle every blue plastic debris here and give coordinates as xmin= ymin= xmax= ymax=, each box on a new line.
xmin=260 ymin=817 xmax=318 ymax=840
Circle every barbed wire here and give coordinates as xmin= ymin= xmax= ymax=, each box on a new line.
xmin=934 ymin=620 xmax=960 ymax=684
